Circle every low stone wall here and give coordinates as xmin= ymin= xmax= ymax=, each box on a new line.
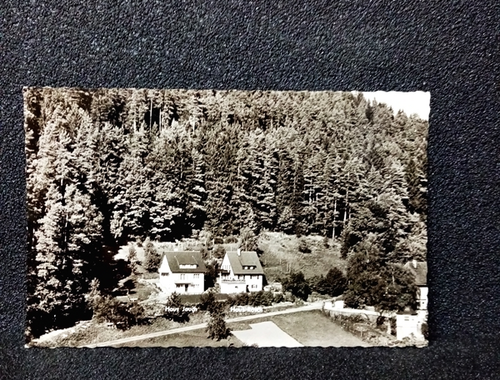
xmin=322 ymin=307 xmax=395 ymax=346
xmin=323 ymin=308 xmax=379 ymax=323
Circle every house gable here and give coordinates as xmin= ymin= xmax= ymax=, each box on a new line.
xmin=404 ymin=260 xmax=427 ymax=286
xmin=159 ymin=254 xmax=172 ymax=274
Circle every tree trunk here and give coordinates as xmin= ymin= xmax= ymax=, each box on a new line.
xmin=332 ymin=197 xmax=337 ymax=239
xmin=343 ymin=174 xmax=349 ymax=225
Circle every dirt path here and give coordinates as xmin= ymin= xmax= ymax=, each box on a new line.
xmin=80 ymin=302 xmax=324 ymax=348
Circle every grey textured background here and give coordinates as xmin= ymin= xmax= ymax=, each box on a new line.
xmin=1 ymin=1 xmax=499 ymax=379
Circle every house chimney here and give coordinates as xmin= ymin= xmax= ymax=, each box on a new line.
xmin=412 ymin=259 xmax=417 ymax=268
xmin=237 ymin=248 xmax=241 ymax=256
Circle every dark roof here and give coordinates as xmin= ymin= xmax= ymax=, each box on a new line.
xmin=404 ymin=261 xmax=427 ymax=286
xmin=161 ymin=251 xmax=206 ymax=273
xmin=226 ymin=251 xmax=264 ymax=275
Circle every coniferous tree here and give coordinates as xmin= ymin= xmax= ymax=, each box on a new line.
xmin=144 ymin=238 xmax=160 ymax=272
xmin=25 ymin=88 xmax=428 ymax=336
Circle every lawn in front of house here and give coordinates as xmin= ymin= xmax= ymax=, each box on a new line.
xmin=116 ymin=328 xmax=245 ymax=348
xmin=118 ymin=309 xmax=369 ymax=348
xmin=269 ymin=310 xmax=370 ymax=347
xmin=228 ymin=310 xmax=370 ymax=347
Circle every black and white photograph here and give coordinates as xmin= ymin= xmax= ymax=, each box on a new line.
xmin=25 ymin=88 xmax=429 ymax=348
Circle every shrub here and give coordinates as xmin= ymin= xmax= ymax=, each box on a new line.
xmin=213 ymin=245 xmax=226 ymax=259
xmin=260 ymin=291 xmax=274 ymax=306
xmin=343 ymin=289 xmax=362 ymax=309
xmin=128 ymin=244 xmax=137 ymax=260
xmin=206 ymin=299 xmax=231 ymax=341
xmin=248 ymin=291 xmax=271 ymax=307
xmin=322 ymin=268 xmax=347 ymax=297
xmin=225 ymin=236 xmax=238 ymax=244
xmin=128 ymin=244 xmax=138 ymax=273
xmin=421 ymin=322 xmax=429 ymax=339
xmin=225 ymin=294 xmax=236 ymax=307
xmin=390 ymin=317 xmax=396 ymax=336
xmin=226 ymin=291 xmax=275 ymax=307
xmin=164 ymin=292 xmax=190 ymax=323
xmin=234 ymin=292 xmax=250 ymax=306
xmin=309 ymin=275 xmax=326 ymax=294
xmin=91 ymin=295 xmax=145 ymax=330
xmin=295 ymin=222 xmax=307 ymax=237
xmin=127 ymin=301 xmax=146 ymax=325
xmin=281 ymin=271 xmax=311 ymax=301
xmin=284 ymin=291 xmax=296 ymax=303
xmin=204 ymin=260 xmax=219 ymax=289
xmin=240 ymin=227 xmax=258 ymax=251
xmin=345 ymin=252 xmax=417 ymax=312
xmin=298 ymin=238 xmax=311 ymax=254
xmin=142 ymin=302 xmax=167 ymax=318
xmin=199 ymin=291 xmax=219 ymax=313
xmin=144 ymin=238 xmax=161 ymax=272
xmin=272 ymin=292 xmax=285 ymax=304
xmin=200 ymin=246 xmax=209 ymax=260
xmin=206 ymin=308 xmax=231 ymax=341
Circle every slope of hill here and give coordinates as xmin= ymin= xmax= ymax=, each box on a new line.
xmin=258 ymin=232 xmax=347 ymax=281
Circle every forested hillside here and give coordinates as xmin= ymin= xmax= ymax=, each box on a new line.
xmin=25 ymin=88 xmax=427 ymax=337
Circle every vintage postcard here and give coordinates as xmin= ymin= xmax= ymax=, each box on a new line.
xmin=25 ymin=88 xmax=429 ymax=348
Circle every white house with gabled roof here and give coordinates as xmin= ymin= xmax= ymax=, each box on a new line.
xmin=219 ymin=249 xmax=265 ymax=293
xmin=158 ymin=251 xmax=206 ymax=295
xmin=396 ymin=260 xmax=428 ymax=341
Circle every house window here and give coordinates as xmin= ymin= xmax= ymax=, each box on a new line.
xmin=161 ymin=272 xmax=169 ymax=276
xmin=194 ymin=274 xmax=199 ymax=279
xmin=251 ymin=284 xmax=257 ymax=288
xmin=180 ymin=274 xmax=186 ymax=280
xmin=179 ymin=264 xmax=197 ymax=269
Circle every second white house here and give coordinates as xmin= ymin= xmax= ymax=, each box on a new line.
xmin=219 ymin=249 xmax=264 ymax=293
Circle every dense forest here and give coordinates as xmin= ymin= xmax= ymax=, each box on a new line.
xmin=25 ymin=88 xmax=427 ymax=337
